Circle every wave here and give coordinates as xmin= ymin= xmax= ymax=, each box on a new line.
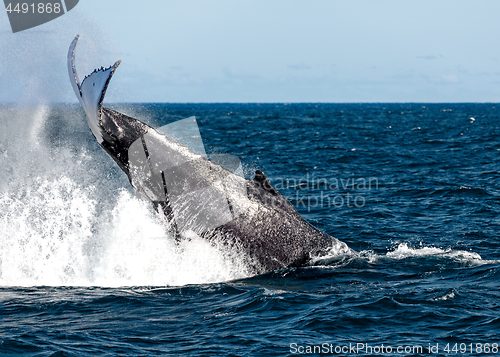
xmin=311 ymin=242 xmax=497 ymax=267
xmin=385 ymin=242 xmax=484 ymax=262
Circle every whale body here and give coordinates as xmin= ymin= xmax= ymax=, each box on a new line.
xmin=67 ymin=35 xmax=350 ymax=274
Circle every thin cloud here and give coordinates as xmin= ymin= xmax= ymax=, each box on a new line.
xmin=417 ymin=55 xmax=438 ymax=60
xmin=424 ymin=74 xmax=459 ymax=84
xmin=287 ymin=62 xmax=312 ymax=70
xmin=221 ymin=67 xmax=260 ymax=79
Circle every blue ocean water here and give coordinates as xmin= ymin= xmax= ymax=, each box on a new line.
xmin=0 ymin=103 xmax=499 ymax=356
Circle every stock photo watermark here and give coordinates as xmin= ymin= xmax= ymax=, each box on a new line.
xmin=3 ymin=0 xmax=79 ymax=33
xmin=268 ymin=173 xmax=379 ymax=211
xmin=290 ymin=342 xmax=499 ymax=355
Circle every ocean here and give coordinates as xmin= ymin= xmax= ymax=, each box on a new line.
xmin=0 ymin=103 xmax=499 ymax=356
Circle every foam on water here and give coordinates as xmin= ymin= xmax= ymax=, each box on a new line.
xmin=311 ymin=241 xmax=493 ymax=267
xmin=385 ymin=242 xmax=483 ymax=262
xmin=0 ymin=106 xmax=252 ymax=287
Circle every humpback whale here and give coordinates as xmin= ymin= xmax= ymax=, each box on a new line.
xmin=67 ymin=35 xmax=350 ymax=274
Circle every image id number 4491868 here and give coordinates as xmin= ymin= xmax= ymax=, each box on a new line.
xmin=5 ymin=2 xmax=61 ymax=14
xmin=443 ymin=343 xmax=498 ymax=354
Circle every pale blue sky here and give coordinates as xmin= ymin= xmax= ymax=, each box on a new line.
xmin=1 ymin=0 xmax=500 ymax=102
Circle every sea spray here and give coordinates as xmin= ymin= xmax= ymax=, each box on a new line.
xmin=0 ymin=106 xmax=253 ymax=286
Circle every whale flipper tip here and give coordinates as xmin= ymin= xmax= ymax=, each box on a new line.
xmin=67 ymin=35 xmax=121 ymax=143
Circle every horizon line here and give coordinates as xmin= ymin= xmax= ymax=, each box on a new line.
xmin=1 ymin=101 xmax=499 ymax=105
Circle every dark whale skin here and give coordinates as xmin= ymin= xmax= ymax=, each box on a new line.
xmin=68 ymin=35 xmax=350 ymax=275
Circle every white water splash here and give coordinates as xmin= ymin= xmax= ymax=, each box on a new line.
xmin=0 ymin=107 xmax=253 ymax=287
xmin=91 ymin=190 xmax=253 ymax=287
xmin=311 ymin=241 xmax=493 ymax=267
xmin=0 ymin=175 xmax=253 ymax=287
xmin=432 ymin=290 xmax=456 ymax=301
xmin=386 ymin=242 xmax=483 ymax=262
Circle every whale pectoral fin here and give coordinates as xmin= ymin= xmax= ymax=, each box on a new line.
xmin=67 ymin=35 xmax=121 ymax=144
xmin=67 ymin=35 xmax=81 ymax=101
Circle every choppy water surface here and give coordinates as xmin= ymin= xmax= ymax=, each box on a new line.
xmin=1 ymin=103 xmax=499 ymax=356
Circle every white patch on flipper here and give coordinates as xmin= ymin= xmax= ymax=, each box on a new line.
xmin=67 ymin=35 xmax=120 ymax=144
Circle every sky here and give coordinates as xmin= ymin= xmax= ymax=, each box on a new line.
xmin=1 ymin=0 xmax=500 ymax=103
